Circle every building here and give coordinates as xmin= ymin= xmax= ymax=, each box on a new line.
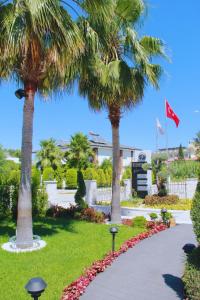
xmin=56 ymin=133 xmax=151 ymax=173
xmin=153 ymin=142 xmax=197 ymax=161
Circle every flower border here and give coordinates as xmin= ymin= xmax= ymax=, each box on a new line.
xmin=61 ymin=223 xmax=167 ymax=300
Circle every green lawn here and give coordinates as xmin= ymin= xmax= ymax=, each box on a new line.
xmin=0 ymin=218 xmax=143 ymax=300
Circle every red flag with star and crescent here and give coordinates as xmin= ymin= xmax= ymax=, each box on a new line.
xmin=165 ymin=100 xmax=180 ymax=127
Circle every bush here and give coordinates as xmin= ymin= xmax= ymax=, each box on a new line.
xmin=183 ymin=247 xmax=200 ymax=300
xmin=122 ymin=167 xmax=132 ymax=180
xmin=55 ymin=166 xmax=64 ymax=189
xmin=43 ymin=167 xmax=55 ymax=181
xmin=132 ymin=216 xmax=147 ymax=228
xmin=46 ymin=204 xmax=78 ymax=218
xmin=96 ymin=169 xmax=106 ymax=187
xmin=66 ymin=168 xmax=77 ymax=189
xmin=144 ymin=195 xmax=179 ymax=206
xmin=75 ymin=170 xmax=87 ymax=209
xmin=168 ymin=160 xmax=200 ymax=181
xmin=80 ymin=208 xmax=105 ymax=223
xmin=83 ymin=168 xmax=98 ymax=180
xmin=191 ymin=181 xmax=200 ymax=243
xmin=149 ymin=212 xmax=158 ymax=220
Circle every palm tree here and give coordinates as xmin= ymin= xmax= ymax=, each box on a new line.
xmin=78 ymin=0 xmax=166 ymax=223
xmin=0 ymin=0 xmax=83 ymax=249
xmin=65 ymin=132 xmax=94 ymax=170
xmin=36 ymin=139 xmax=64 ymax=172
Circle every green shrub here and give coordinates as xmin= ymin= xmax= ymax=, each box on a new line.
xmin=75 ymin=170 xmax=87 ymax=209
xmin=97 ymin=169 xmax=106 ymax=187
xmin=43 ymin=167 xmax=55 ymax=181
xmin=183 ymin=247 xmax=200 ymax=300
xmin=144 ymin=195 xmax=179 ymax=206
xmin=191 ymin=182 xmax=200 ymax=243
xmin=122 ymin=167 xmax=132 ymax=180
xmin=161 ymin=211 xmax=173 ymax=223
xmin=66 ymin=168 xmax=77 ymax=189
xmin=83 ymin=168 xmax=98 ymax=180
xmin=55 ymin=166 xmax=64 ymax=189
xmin=167 ymin=160 xmax=200 ymax=181
xmin=149 ymin=212 xmax=158 ymax=220
xmin=132 ymin=216 xmax=147 ymax=228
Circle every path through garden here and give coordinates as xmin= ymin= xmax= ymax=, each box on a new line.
xmin=81 ymin=225 xmax=196 ymax=300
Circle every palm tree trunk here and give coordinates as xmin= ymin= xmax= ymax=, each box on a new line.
xmin=16 ymin=83 xmax=36 ymax=249
xmin=109 ymin=105 xmax=121 ymax=224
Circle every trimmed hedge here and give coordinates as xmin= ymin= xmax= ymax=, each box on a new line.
xmin=66 ymin=168 xmax=77 ymax=189
xmin=191 ymin=181 xmax=200 ymax=243
xmin=43 ymin=167 xmax=55 ymax=181
xmin=183 ymin=247 xmax=200 ymax=300
xmin=144 ymin=195 xmax=179 ymax=206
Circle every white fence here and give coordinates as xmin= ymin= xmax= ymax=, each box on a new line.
xmin=150 ymin=178 xmax=198 ymax=199
xmin=44 ymin=179 xmax=132 ymax=208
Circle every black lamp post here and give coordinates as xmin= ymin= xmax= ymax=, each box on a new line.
xmin=109 ymin=227 xmax=118 ymax=252
xmin=25 ymin=277 xmax=47 ymax=300
xmin=15 ymin=89 xmax=26 ymax=99
xmin=161 ymin=208 xmax=168 ymax=225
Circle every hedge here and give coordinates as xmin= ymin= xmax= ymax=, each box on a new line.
xmin=191 ymin=181 xmax=200 ymax=243
xmin=66 ymin=168 xmax=77 ymax=189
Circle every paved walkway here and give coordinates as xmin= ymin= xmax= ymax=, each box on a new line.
xmin=81 ymin=225 xmax=196 ymax=300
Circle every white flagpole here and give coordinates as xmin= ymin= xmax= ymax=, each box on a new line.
xmin=165 ymin=100 xmax=170 ymax=185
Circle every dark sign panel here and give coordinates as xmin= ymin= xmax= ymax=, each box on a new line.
xmin=132 ymin=162 xmax=148 ymax=198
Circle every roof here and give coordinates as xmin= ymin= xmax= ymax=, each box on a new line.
xmin=56 ymin=133 xmax=141 ymax=151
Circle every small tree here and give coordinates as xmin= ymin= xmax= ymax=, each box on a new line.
xmin=75 ymin=171 xmax=87 ymax=209
xmin=178 ymin=144 xmax=185 ymax=160
xmin=194 ymin=132 xmax=200 ymax=161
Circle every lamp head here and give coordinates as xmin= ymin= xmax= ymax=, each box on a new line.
xmin=25 ymin=277 xmax=47 ymax=298
xmin=109 ymin=227 xmax=118 ymax=234
xmin=15 ymin=89 xmax=26 ymax=99
xmin=161 ymin=208 xmax=167 ymax=214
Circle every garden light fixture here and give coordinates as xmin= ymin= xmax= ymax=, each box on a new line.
xmin=25 ymin=277 xmax=47 ymax=300
xmin=109 ymin=226 xmax=118 ymax=252
xmin=161 ymin=208 xmax=168 ymax=225
xmin=183 ymin=243 xmax=196 ymax=254
xmin=15 ymin=89 xmax=26 ymax=99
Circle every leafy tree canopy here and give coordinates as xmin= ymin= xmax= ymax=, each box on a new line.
xmin=36 ymin=138 xmax=64 ymax=172
xmin=65 ymin=132 xmax=94 ymax=170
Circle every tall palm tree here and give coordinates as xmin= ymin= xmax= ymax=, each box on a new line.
xmin=65 ymin=132 xmax=94 ymax=170
xmin=0 ymin=0 xmax=83 ymax=249
xmin=78 ymin=0 xmax=166 ymax=223
xmin=36 ymin=139 xmax=64 ymax=172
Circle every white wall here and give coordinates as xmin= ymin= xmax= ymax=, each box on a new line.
xmin=97 ymin=148 xmax=112 ymax=165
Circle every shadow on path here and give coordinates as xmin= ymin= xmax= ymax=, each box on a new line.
xmin=163 ymin=274 xmax=184 ymax=300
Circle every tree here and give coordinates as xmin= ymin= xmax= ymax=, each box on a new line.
xmin=178 ymin=144 xmax=184 ymax=160
xmin=194 ymin=131 xmax=200 ymax=161
xmin=65 ymin=132 xmax=94 ymax=170
xmin=78 ymin=0 xmax=165 ymax=223
xmin=36 ymin=139 xmax=64 ymax=172
xmin=0 ymin=145 xmax=6 ymax=172
xmin=0 ymin=0 xmax=83 ymax=249
xmin=100 ymin=158 xmax=112 ymax=171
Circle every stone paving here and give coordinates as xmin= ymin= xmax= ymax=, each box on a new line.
xmin=81 ymin=225 xmax=196 ymax=300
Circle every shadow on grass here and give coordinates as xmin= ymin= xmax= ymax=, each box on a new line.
xmin=0 ymin=217 xmax=78 ymax=238
xmin=33 ymin=217 xmax=78 ymax=237
xmin=163 ymin=274 xmax=184 ymax=299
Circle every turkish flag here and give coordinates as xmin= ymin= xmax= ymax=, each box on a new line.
xmin=165 ymin=100 xmax=180 ymax=127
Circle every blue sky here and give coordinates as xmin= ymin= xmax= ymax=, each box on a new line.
xmin=0 ymin=0 xmax=200 ymax=151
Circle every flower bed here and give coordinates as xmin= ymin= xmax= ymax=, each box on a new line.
xmin=61 ymin=223 xmax=167 ymax=300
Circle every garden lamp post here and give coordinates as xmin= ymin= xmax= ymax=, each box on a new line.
xmin=161 ymin=208 xmax=167 ymax=225
xmin=25 ymin=277 xmax=47 ymax=300
xmin=109 ymin=227 xmax=118 ymax=252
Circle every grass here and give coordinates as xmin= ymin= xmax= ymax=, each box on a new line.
xmin=0 ymin=218 xmax=143 ymax=300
